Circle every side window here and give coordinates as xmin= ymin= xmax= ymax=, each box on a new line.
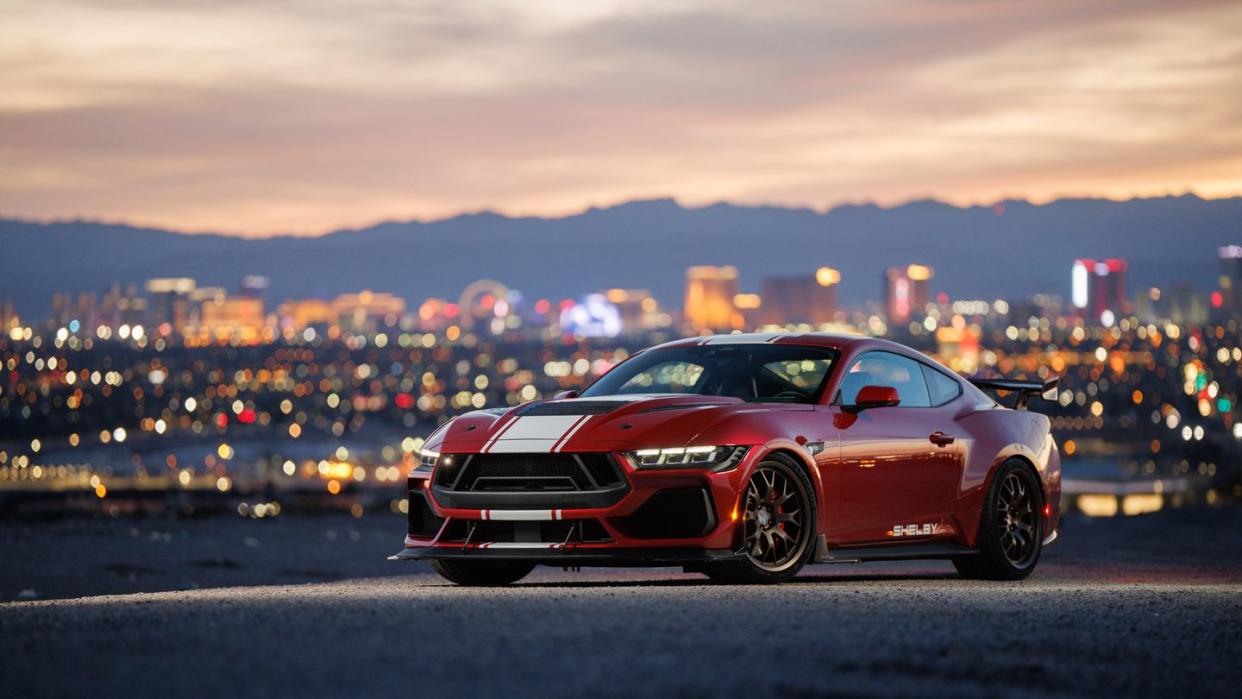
xmin=920 ymin=364 xmax=963 ymax=406
xmin=838 ymin=351 xmax=931 ymax=408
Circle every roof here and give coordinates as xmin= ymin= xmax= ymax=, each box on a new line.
xmin=657 ymin=331 xmax=884 ymax=351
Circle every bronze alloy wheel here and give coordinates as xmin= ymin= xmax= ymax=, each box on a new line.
xmin=740 ymin=462 xmax=812 ymax=573
xmin=954 ymin=460 xmax=1045 ymax=581
xmin=996 ymin=471 xmax=1039 ymax=567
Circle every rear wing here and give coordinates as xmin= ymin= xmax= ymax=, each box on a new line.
xmin=968 ymin=376 xmax=1060 ymax=410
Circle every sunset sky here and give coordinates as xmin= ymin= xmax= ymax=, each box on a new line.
xmin=2 ymin=0 xmax=1240 ymax=236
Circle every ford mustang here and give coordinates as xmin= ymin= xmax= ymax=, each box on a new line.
xmin=392 ymin=333 xmax=1061 ymax=585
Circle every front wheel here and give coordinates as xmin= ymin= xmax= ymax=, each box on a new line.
xmin=705 ymin=454 xmax=816 ymax=584
xmin=430 ymin=559 xmax=535 ymax=586
xmin=954 ymin=460 xmax=1044 ymax=581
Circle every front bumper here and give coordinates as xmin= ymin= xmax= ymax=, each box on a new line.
xmin=397 ymin=449 xmax=757 ymax=562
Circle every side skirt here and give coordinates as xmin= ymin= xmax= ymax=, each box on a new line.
xmin=814 ymin=538 xmax=978 ymax=564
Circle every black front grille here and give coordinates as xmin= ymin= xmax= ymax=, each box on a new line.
xmin=437 ymin=453 xmax=623 ymax=491
xmin=431 ymin=453 xmax=630 ymax=509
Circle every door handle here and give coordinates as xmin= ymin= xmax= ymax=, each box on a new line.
xmin=929 ymin=431 xmax=955 ymax=447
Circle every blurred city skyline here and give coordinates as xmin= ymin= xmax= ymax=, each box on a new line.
xmin=2 ymin=0 xmax=1241 ymax=235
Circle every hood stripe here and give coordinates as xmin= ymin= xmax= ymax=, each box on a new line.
xmin=550 ymin=415 xmax=591 ymax=453
xmin=480 ymin=414 xmax=521 ymax=453
xmin=485 ymin=415 xmax=588 ymax=453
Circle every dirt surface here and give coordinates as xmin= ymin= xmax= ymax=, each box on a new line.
xmin=1 ymin=508 xmax=1239 ymax=697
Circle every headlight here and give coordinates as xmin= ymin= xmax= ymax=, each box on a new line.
xmin=413 ymin=447 xmax=439 ymax=475
xmin=627 ymin=446 xmax=748 ymax=471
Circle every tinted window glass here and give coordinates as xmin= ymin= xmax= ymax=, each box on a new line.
xmin=762 ymin=358 xmax=834 ymax=393
xmin=615 ymin=361 xmax=705 ymax=394
xmin=921 ymin=364 xmax=962 ymax=406
xmin=582 ymin=344 xmax=838 ymax=403
xmin=839 ymin=351 xmax=931 ymax=407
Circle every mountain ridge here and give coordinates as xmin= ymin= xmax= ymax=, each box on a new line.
xmin=2 ymin=193 xmax=1237 ymax=319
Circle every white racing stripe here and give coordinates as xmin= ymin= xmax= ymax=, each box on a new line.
xmin=551 ymin=415 xmax=591 ymax=452
xmin=481 ymin=509 xmax=563 ymax=521
xmin=480 ymin=415 xmax=520 ymax=452
xmin=477 ymin=542 xmax=566 ymax=549
xmin=485 ymin=415 xmax=590 ymax=453
xmin=700 ymin=333 xmax=784 ymax=345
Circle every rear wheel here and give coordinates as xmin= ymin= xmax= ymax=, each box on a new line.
xmin=954 ymin=460 xmax=1044 ymax=580
xmin=705 ymin=455 xmax=816 ymax=584
xmin=430 ymin=559 xmax=535 ymax=586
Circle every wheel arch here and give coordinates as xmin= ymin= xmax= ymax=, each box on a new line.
xmin=983 ymin=450 xmax=1049 ymax=510
xmin=752 ymin=444 xmax=826 ymax=534
xmin=969 ymin=453 xmax=1046 ymax=546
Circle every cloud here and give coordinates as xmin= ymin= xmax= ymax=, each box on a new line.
xmin=0 ymin=0 xmax=1240 ymax=234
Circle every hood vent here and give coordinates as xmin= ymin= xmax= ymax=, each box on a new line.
xmin=518 ymin=400 xmax=626 ymax=416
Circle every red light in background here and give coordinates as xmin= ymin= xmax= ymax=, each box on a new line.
xmin=1211 ymin=291 xmax=1224 ymax=308
xmin=936 ymin=292 xmax=949 ymax=304
xmin=534 ymin=299 xmax=551 ymax=314
xmin=559 ymin=299 xmax=574 ymax=311
xmin=215 ymin=413 xmax=228 ymax=429
xmin=237 ymin=409 xmax=256 ymax=424
xmin=444 ymin=303 xmax=459 ymax=318
xmin=394 ymin=393 xmax=415 ymax=409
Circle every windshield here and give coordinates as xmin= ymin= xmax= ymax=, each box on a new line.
xmin=580 ymin=344 xmax=838 ymax=403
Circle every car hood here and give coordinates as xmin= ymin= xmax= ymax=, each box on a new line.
xmin=432 ymin=394 xmax=809 ymax=454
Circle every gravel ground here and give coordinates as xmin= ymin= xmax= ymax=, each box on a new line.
xmin=1 ymin=508 xmax=1239 ymax=698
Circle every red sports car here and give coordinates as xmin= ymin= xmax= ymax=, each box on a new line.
xmin=393 ymin=333 xmax=1061 ymax=585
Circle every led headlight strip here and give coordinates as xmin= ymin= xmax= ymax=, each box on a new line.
xmin=412 ymin=447 xmax=440 ymax=475
xmin=627 ymin=446 xmax=748 ymax=471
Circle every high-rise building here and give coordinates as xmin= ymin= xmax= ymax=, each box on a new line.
xmin=240 ymin=275 xmax=271 ymax=299
xmin=883 ymin=264 xmax=933 ymax=322
xmin=278 ymin=299 xmax=336 ymax=332
xmin=906 ymin=264 xmax=933 ymax=312
xmin=1 ymin=302 xmax=18 ymax=331
xmin=95 ymin=283 xmax=147 ymax=328
xmin=604 ymin=289 xmax=665 ymax=334
xmin=1136 ymin=285 xmax=1207 ymax=325
xmin=334 ymin=290 xmax=406 ymax=332
xmin=1218 ymin=246 xmax=1242 ymax=314
xmin=1169 ymin=284 xmax=1208 ymax=325
xmin=684 ymin=266 xmax=742 ymax=332
xmin=758 ymin=267 xmax=839 ymax=326
xmin=146 ymin=278 xmax=197 ymax=333
xmin=197 ymin=297 xmax=266 ymax=342
xmin=1070 ymin=258 xmax=1127 ymax=322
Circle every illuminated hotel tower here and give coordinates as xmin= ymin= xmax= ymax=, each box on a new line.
xmin=883 ymin=264 xmax=933 ymax=322
xmin=759 ymin=267 xmax=840 ymax=326
xmin=685 ymin=266 xmax=742 ymax=332
xmin=1218 ymin=246 xmax=1242 ymax=314
xmin=1071 ymin=258 xmax=1127 ymax=322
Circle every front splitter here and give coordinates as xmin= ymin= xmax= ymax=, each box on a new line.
xmin=390 ymin=546 xmax=743 ymax=567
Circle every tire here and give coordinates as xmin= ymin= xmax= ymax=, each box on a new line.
xmin=430 ymin=559 xmax=535 ymax=586
xmin=954 ymin=460 xmax=1044 ymax=581
xmin=705 ymin=454 xmax=817 ymax=584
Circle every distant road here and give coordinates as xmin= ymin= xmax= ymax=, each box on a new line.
xmin=2 ymin=508 xmax=1239 ymax=697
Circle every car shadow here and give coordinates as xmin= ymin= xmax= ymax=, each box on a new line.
xmin=508 ymin=571 xmax=961 ymax=589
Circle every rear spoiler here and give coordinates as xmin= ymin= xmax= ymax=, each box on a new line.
xmin=968 ymin=376 xmax=1060 ymax=410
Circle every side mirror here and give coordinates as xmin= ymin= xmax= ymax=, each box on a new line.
xmin=848 ymin=385 xmax=900 ymax=412
xmin=553 ymin=390 xmax=579 ymax=400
